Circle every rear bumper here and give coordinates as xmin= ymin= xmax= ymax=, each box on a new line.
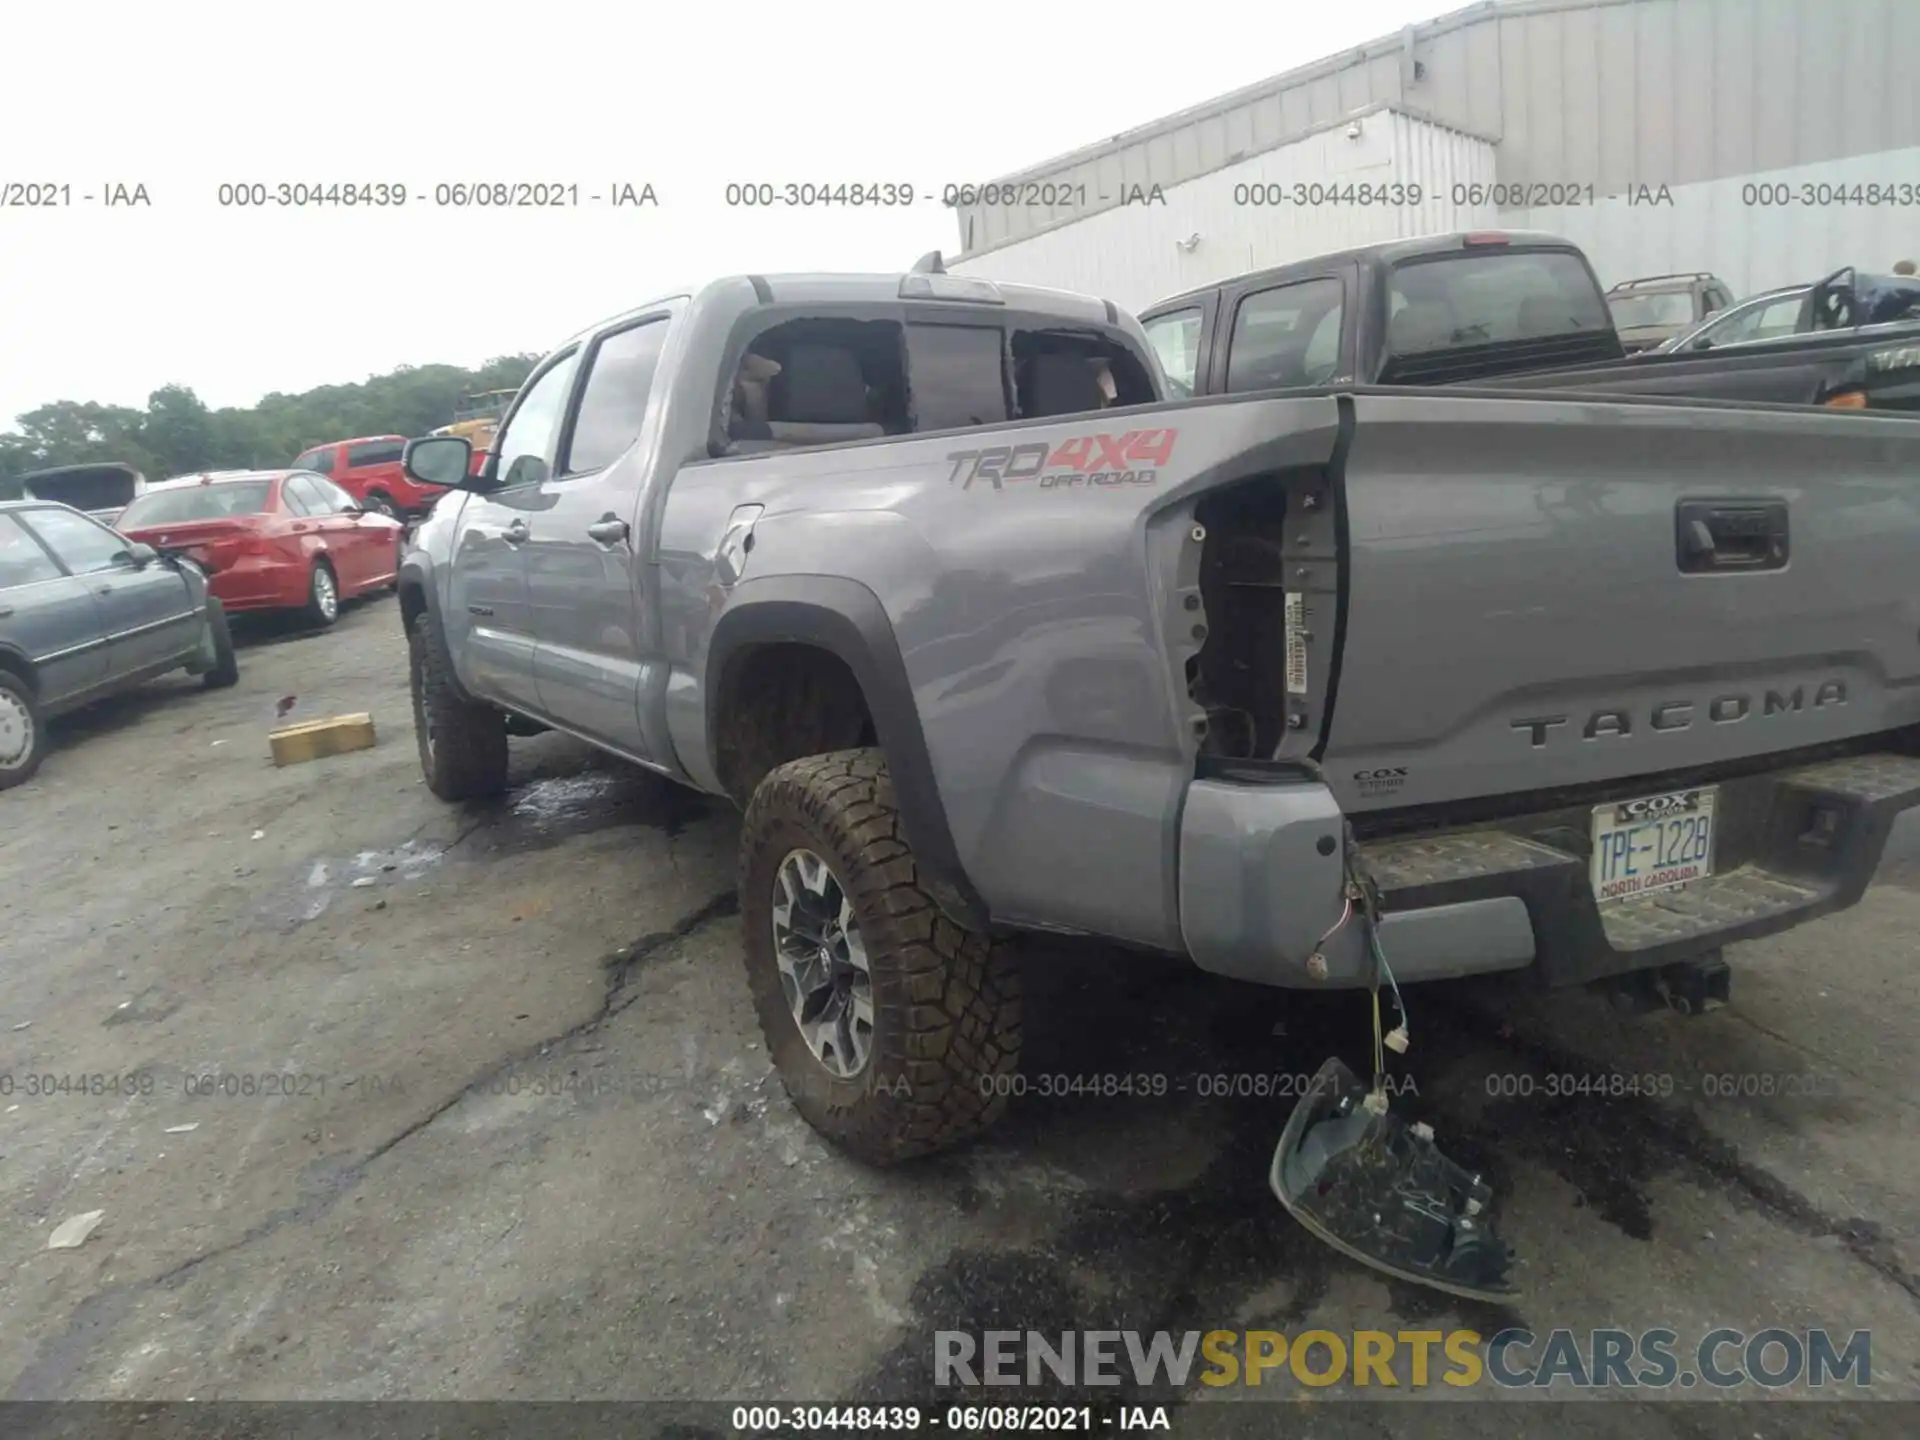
xmin=1177 ymin=750 xmax=1920 ymax=990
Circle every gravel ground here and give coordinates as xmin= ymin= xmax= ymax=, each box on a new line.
xmin=0 ymin=594 xmax=1914 ymax=1433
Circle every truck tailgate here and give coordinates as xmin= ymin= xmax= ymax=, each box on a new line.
xmin=1320 ymin=390 xmax=1920 ymax=815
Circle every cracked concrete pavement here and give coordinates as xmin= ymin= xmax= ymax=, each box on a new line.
xmin=0 ymin=595 xmax=1915 ymax=1430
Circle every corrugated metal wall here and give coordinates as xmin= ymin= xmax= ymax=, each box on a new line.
xmin=951 ymin=109 xmax=1496 ymax=314
xmin=955 ymin=0 xmax=1920 ymax=272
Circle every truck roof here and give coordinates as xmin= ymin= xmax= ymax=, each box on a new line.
xmin=1145 ymin=230 xmax=1587 ymax=312
xmin=564 ymin=272 xmax=1123 ymax=349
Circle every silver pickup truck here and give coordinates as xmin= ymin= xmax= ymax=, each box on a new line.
xmin=396 ymin=271 xmax=1920 ymax=1166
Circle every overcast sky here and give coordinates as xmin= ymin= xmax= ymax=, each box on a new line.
xmin=0 ymin=0 xmax=1439 ymax=430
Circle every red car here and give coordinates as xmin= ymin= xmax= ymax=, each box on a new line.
xmin=291 ymin=434 xmax=449 ymax=519
xmin=115 ymin=470 xmax=403 ymax=627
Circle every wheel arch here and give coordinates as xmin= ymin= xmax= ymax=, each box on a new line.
xmin=0 ymin=644 xmax=37 ymax=694
xmin=708 ymin=576 xmax=987 ymax=931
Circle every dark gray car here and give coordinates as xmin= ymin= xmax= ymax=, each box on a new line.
xmin=0 ymin=500 xmax=239 ymax=789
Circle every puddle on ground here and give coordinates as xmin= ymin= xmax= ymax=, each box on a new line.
xmin=464 ymin=765 xmax=716 ymax=855
xmin=262 ymin=840 xmax=446 ymax=930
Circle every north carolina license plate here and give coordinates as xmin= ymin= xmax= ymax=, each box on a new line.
xmin=1590 ymin=787 xmax=1717 ymax=903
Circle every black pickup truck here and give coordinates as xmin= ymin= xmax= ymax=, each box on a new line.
xmin=1138 ymin=231 xmax=1920 ymax=411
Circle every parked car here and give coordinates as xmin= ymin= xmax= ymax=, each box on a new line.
xmin=1652 ymin=284 xmax=1811 ymax=354
xmin=290 ymin=435 xmax=448 ymax=520
xmin=0 ymin=499 xmax=238 ymax=789
xmin=1648 ymin=269 xmax=1920 ymax=356
xmin=394 ymin=270 xmax=1920 ymax=1169
xmin=114 ymin=470 xmax=403 ymax=628
xmin=1 ymin=463 xmax=150 ymax=526
xmin=1604 ymin=272 xmax=1736 ymax=353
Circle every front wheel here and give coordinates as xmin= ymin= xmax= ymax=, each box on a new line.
xmin=738 ymin=748 xmax=1021 ymax=1165
xmin=407 ymin=606 xmax=508 ymax=800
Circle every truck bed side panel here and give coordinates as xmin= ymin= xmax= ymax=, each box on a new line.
xmin=1321 ymin=391 xmax=1920 ymax=814
xmin=677 ymin=396 xmax=1343 ymax=948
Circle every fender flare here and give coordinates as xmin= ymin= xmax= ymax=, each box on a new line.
xmin=396 ymin=552 xmax=481 ymax=704
xmin=709 ymin=575 xmax=988 ymax=931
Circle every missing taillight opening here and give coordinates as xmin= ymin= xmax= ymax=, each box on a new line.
xmin=1188 ymin=478 xmax=1295 ymax=761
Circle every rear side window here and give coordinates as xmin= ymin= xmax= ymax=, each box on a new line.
xmin=1391 ymin=250 xmax=1610 ymax=352
xmin=345 ymin=440 xmax=403 ymax=468
xmin=284 ymin=475 xmax=332 ymax=514
xmin=0 ymin=514 xmax=61 ymax=588
xmin=564 ymin=317 xmax=672 ymax=474
xmin=1143 ymin=309 xmax=1203 ymax=398
xmin=905 ymin=324 xmax=1008 ymax=431
xmin=1226 ymin=278 xmax=1345 ymax=392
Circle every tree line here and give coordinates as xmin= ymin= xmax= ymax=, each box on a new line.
xmin=0 ymin=353 xmax=542 ymax=483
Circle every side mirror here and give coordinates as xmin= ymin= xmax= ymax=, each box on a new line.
xmin=118 ymin=541 xmax=159 ymax=567
xmin=404 ymin=435 xmax=475 ymax=490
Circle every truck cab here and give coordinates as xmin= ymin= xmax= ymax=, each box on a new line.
xmin=1138 ymin=231 xmax=1625 ymax=399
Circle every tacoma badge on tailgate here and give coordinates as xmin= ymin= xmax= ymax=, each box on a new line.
xmin=1511 ymin=680 xmax=1848 ymax=747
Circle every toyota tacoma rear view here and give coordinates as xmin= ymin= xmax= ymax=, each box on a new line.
xmin=393 ymin=268 xmax=1920 ymax=1172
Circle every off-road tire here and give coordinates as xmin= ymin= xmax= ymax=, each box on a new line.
xmin=739 ymin=748 xmax=1021 ymax=1164
xmin=0 ymin=668 xmax=47 ymax=791
xmin=407 ymin=606 xmax=508 ymax=801
xmin=201 ymin=597 xmax=240 ymax=689
xmin=302 ymin=559 xmax=340 ymax=628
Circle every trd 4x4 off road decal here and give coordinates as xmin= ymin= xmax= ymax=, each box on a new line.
xmin=944 ymin=428 xmax=1178 ymax=492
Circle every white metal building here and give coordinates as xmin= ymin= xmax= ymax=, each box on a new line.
xmin=949 ymin=0 xmax=1920 ymax=312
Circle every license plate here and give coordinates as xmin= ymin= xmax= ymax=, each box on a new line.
xmin=1590 ymin=787 xmax=1717 ymax=903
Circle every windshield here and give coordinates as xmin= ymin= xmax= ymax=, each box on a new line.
xmin=1607 ymin=290 xmax=1697 ymax=329
xmin=1386 ymin=249 xmax=1611 ymax=354
xmin=119 ymin=481 xmax=273 ymax=527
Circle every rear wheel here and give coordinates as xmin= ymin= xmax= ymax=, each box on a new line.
xmin=738 ymin=748 xmax=1022 ymax=1165
xmin=407 ymin=606 xmax=508 ymax=800
xmin=201 ymin=598 xmax=239 ymax=689
xmin=0 ymin=670 xmax=47 ymax=791
xmin=303 ymin=560 xmax=340 ymax=627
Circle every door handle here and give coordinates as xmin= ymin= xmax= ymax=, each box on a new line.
xmin=586 ymin=518 xmax=629 ymax=546
xmin=502 ymin=519 xmax=530 ymax=544
xmin=1675 ymin=499 xmax=1789 ymax=573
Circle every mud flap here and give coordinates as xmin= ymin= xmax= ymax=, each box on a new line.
xmin=1269 ymin=1057 xmax=1517 ymax=1303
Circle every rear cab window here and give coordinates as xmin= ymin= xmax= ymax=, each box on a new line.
xmin=1380 ymin=246 xmax=1614 ymax=381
